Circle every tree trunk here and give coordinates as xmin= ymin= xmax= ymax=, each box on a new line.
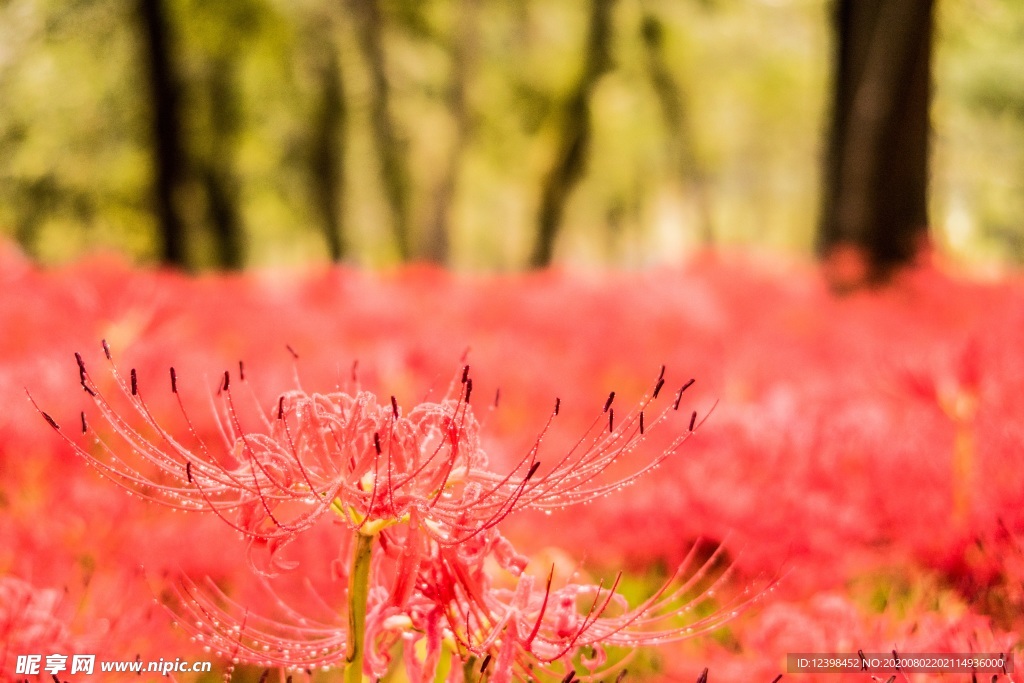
xmin=202 ymin=57 xmax=244 ymax=269
xmin=351 ymin=0 xmax=412 ymax=262
xmin=818 ymin=0 xmax=934 ymax=285
xmin=138 ymin=0 xmax=189 ymax=268
xmin=528 ymin=0 xmax=617 ymax=269
xmin=641 ymin=13 xmax=714 ymax=246
xmin=421 ymin=0 xmax=478 ymax=266
xmin=309 ymin=38 xmax=347 ymax=263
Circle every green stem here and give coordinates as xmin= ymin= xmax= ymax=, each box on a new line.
xmin=346 ymin=532 xmax=375 ymax=683
xmin=433 ymin=644 xmax=454 ymax=683
xmin=462 ymin=655 xmax=478 ymax=683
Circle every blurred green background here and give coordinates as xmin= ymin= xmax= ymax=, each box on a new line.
xmin=0 ymin=0 xmax=1021 ymax=271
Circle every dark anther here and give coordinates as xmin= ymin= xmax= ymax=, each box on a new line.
xmin=609 ymin=408 xmax=614 ymax=432
xmin=561 ymin=670 xmax=576 ymax=683
xmin=461 ymin=365 xmax=470 ymax=383
xmin=696 ymin=668 xmax=708 ymax=683
xmin=258 ymin=671 xmax=269 ymax=683
xmin=222 ymin=371 xmax=230 ymax=391
xmin=658 ymin=364 xmax=666 ymax=382
xmin=673 ymin=388 xmax=683 ymax=410
xmin=391 ymin=395 xmax=399 ymax=419
xmin=374 ymin=432 xmax=382 ymax=455
xmin=75 ymin=352 xmax=86 ymax=382
xmin=465 ymin=378 xmax=473 ymax=404
xmin=170 ymin=367 xmax=177 ymax=393
xmin=654 ymin=378 xmax=665 ymax=399
xmin=53 ymin=674 xmax=61 ymax=683
xmin=83 ymin=384 xmax=96 ymax=397
xmin=554 ymin=397 xmax=561 ymax=415
xmin=858 ymin=650 xmax=867 ymax=670
xmin=286 ymin=344 xmax=299 ymax=359
xmin=102 ymin=339 xmax=111 ymax=360
xmin=526 ymin=461 xmax=541 ymax=481
xmin=131 ymin=369 xmax=138 ymax=396
xmin=616 ymin=670 xmax=629 ymax=683
xmin=277 ymin=396 xmax=285 ymax=419
xmin=681 ymin=378 xmax=695 ymax=393
xmin=238 ymin=361 xmax=245 ymax=381
xmin=80 ymin=412 xmax=87 ymax=434
xmin=892 ymin=650 xmax=901 ymax=670
xmin=604 ymin=391 xmax=615 ymax=412
xmin=689 ymin=411 xmax=697 ymax=431
xmin=640 ymin=411 xmax=645 ymax=434
xmin=771 ymin=676 xmax=783 ymax=683
xmin=494 ymin=388 xmax=501 ymax=408
xmin=480 ymin=654 xmax=492 ymax=674
xmin=186 ymin=461 xmax=193 ymax=483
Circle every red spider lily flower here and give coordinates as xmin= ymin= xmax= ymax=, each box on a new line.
xmin=419 ymin=538 xmax=761 ymax=683
xmin=171 ymin=573 xmax=352 ymax=671
xmin=39 ymin=346 xmax=702 ymax=566
xmin=162 ymin=519 xmax=530 ymax=677
xmin=166 ymin=532 xmax=757 ymax=682
xmin=1 ymin=576 xmax=74 ymax=674
xmin=36 ymin=345 xmax=732 ymax=681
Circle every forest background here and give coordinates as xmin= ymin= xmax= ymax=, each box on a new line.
xmin=2 ymin=0 xmax=1022 ymax=274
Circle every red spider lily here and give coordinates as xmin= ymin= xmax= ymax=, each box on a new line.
xmin=1 ymin=577 xmax=74 ymax=675
xmin=38 ymin=346 xmax=702 ymax=568
xmin=164 ymin=532 xmax=759 ymax=682
xmin=421 ymin=539 xmax=763 ymax=683
xmin=162 ymin=525 xmax=523 ymax=678
xmin=34 ymin=344 xmax=736 ymax=680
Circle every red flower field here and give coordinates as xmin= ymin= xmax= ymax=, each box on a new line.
xmin=2 ymin=243 xmax=1023 ymax=682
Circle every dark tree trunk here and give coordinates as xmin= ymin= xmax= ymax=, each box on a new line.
xmin=202 ymin=57 xmax=244 ymax=269
xmin=528 ymin=0 xmax=617 ymax=269
xmin=422 ymin=0 xmax=478 ymax=265
xmin=138 ymin=0 xmax=188 ymax=268
xmin=641 ymin=13 xmax=714 ymax=246
xmin=309 ymin=39 xmax=347 ymax=262
xmin=351 ymin=0 xmax=412 ymax=262
xmin=818 ymin=0 xmax=934 ymax=285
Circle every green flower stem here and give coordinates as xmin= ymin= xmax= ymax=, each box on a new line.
xmin=462 ymin=655 xmax=478 ymax=682
xmin=346 ymin=531 xmax=375 ymax=683
xmin=433 ymin=644 xmax=454 ymax=683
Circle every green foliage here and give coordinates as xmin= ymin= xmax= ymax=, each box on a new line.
xmin=933 ymin=0 xmax=1024 ymax=267
xmin=0 ymin=0 xmax=1021 ymax=269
